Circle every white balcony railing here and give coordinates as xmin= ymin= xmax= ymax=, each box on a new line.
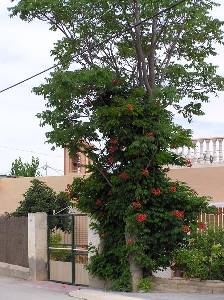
xmin=173 ymin=137 xmax=224 ymax=166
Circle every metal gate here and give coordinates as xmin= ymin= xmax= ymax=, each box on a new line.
xmin=47 ymin=214 xmax=89 ymax=285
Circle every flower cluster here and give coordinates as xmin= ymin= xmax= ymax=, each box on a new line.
xmin=170 ymin=186 xmax=177 ymax=193
xmin=198 ymin=222 xmax=206 ymax=230
xmin=132 ymin=201 xmax=142 ymax=209
xmin=118 ymin=172 xmax=129 ymax=180
xmin=151 ymin=188 xmax=161 ymax=196
xmin=127 ymin=239 xmax=134 ymax=245
xmin=112 ymin=79 xmax=120 ymax=86
xmin=182 ymin=225 xmax=190 ymax=233
xmin=109 ymin=138 xmax=118 ymax=145
xmin=141 ymin=168 xmax=150 ymax=177
xmin=107 ymin=156 xmax=114 ymax=164
xmin=136 ymin=213 xmax=147 ymax=222
xmin=172 ymin=210 xmax=185 ymax=218
xmin=145 ymin=132 xmax=155 ymax=138
xmin=127 ymin=104 xmax=134 ymax=111
xmin=108 ymin=146 xmax=117 ymax=154
xmin=186 ymin=158 xmax=192 ymax=168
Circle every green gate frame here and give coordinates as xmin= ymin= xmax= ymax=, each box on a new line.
xmin=47 ymin=213 xmax=88 ymax=286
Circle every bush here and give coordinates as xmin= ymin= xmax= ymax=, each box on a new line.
xmin=11 ymin=179 xmax=72 ymax=231
xmin=172 ymin=227 xmax=224 ymax=280
xmin=137 ymin=277 xmax=153 ymax=292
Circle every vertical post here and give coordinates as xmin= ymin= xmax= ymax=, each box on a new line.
xmin=47 ymin=215 xmax=50 ymax=281
xmin=72 ymin=215 xmax=75 ymax=285
xmin=88 ymin=218 xmax=106 ymax=289
xmin=212 ymin=138 xmax=217 ymax=163
xmin=199 ymin=139 xmax=204 ymax=164
xmin=28 ymin=213 xmax=48 ymax=281
xmin=192 ymin=140 xmax=197 ymax=164
xmin=205 ymin=139 xmax=210 ymax=163
xmin=218 ymin=138 xmax=223 ymax=162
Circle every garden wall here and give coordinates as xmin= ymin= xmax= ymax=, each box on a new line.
xmin=169 ymin=166 xmax=224 ymax=204
xmin=0 ymin=216 xmax=28 ymax=267
xmin=0 ymin=174 xmax=83 ymax=215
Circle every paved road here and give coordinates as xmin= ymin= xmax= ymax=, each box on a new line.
xmin=0 ymin=276 xmax=224 ymax=300
xmin=0 ymin=276 xmax=72 ymax=300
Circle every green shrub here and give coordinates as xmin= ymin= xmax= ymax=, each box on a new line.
xmin=173 ymin=248 xmax=208 ymax=279
xmin=137 ymin=277 xmax=153 ymax=292
xmin=173 ymin=226 xmax=224 ymax=280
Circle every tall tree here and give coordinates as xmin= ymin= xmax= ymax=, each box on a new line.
xmin=10 ymin=0 xmax=224 ymax=291
xmin=10 ymin=156 xmax=40 ymax=177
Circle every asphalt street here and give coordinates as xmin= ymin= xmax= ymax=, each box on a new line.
xmin=0 ymin=276 xmax=224 ymax=300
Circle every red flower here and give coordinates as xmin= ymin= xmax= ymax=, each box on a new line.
xmin=182 ymin=225 xmax=190 ymax=233
xmin=198 ymin=222 xmax=206 ymax=231
xmin=109 ymin=138 xmax=118 ymax=145
xmin=170 ymin=186 xmax=177 ymax=193
xmin=118 ymin=172 xmax=129 ymax=180
xmin=108 ymin=146 xmax=116 ymax=154
xmin=172 ymin=210 xmax=185 ymax=218
xmin=145 ymin=132 xmax=155 ymax=138
xmin=136 ymin=213 xmax=147 ymax=222
xmin=65 ymin=184 xmax=71 ymax=192
xmin=107 ymin=156 xmax=114 ymax=164
xmin=185 ymin=159 xmax=192 ymax=168
xmin=151 ymin=188 xmax=161 ymax=196
xmin=132 ymin=201 xmax=142 ymax=210
xmin=96 ymin=199 xmax=102 ymax=206
xmin=127 ymin=104 xmax=134 ymax=111
xmin=112 ymin=79 xmax=120 ymax=86
xmin=141 ymin=168 xmax=150 ymax=177
xmin=127 ymin=239 xmax=134 ymax=245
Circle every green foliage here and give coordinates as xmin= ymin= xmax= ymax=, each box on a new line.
xmin=173 ymin=248 xmax=208 ymax=279
xmin=10 ymin=156 xmax=40 ymax=177
xmin=137 ymin=277 xmax=153 ymax=292
xmin=49 ymin=233 xmax=71 ymax=262
xmin=11 ymin=179 xmax=72 ymax=230
xmin=9 ymin=0 xmax=224 ymax=291
xmin=173 ymin=227 xmax=224 ymax=280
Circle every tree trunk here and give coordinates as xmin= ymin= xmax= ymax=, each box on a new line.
xmin=125 ymin=229 xmax=143 ymax=291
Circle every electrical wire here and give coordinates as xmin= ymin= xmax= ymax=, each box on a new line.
xmin=0 ymin=0 xmax=189 ymax=94
xmin=0 ymin=145 xmax=63 ymax=158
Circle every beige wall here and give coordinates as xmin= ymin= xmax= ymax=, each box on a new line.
xmin=0 ymin=175 xmax=83 ymax=215
xmin=169 ymin=166 xmax=224 ymax=203
xmin=1 ymin=166 xmax=224 ymax=215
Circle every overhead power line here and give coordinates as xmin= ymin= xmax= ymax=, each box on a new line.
xmin=0 ymin=0 xmax=189 ymax=94
xmin=0 ymin=145 xmax=63 ymax=158
xmin=0 ymin=66 xmax=55 ymax=94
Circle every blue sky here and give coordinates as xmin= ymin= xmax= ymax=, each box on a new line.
xmin=0 ymin=0 xmax=224 ymax=175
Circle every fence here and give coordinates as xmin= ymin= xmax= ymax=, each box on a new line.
xmin=199 ymin=207 xmax=224 ymax=228
xmin=0 ymin=216 xmax=28 ymax=268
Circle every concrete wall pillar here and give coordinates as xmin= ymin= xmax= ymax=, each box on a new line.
xmin=28 ymin=213 xmax=48 ymax=281
xmin=87 ymin=218 xmax=107 ymax=289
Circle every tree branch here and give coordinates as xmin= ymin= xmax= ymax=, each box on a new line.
xmin=132 ymin=0 xmax=151 ymax=93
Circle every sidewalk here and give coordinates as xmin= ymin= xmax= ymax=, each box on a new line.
xmin=69 ymin=287 xmax=224 ymax=300
xmin=0 ymin=276 xmax=223 ymax=300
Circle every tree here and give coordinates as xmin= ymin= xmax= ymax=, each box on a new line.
xmin=12 ymin=179 xmax=72 ymax=230
xmin=10 ymin=0 xmax=223 ymax=291
xmin=10 ymin=156 xmax=40 ymax=177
